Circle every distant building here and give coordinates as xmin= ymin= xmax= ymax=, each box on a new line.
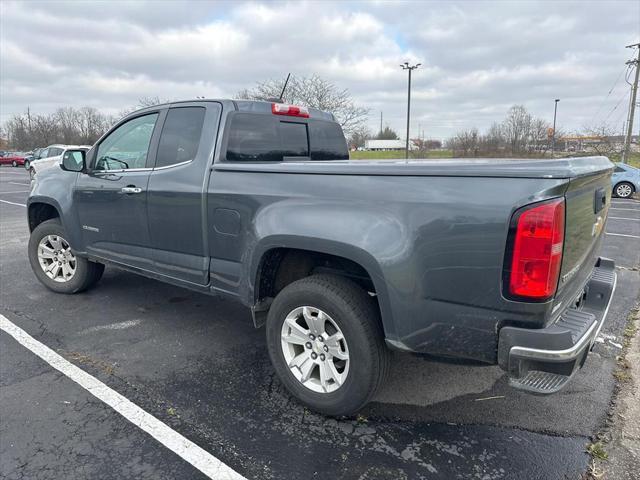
xmin=560 ymin=135 xmax=638 ymax=152
xmin=364 ymin=139 xmax=409 ymax=151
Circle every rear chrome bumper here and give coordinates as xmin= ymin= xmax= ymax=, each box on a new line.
xmin=498 ymin=257 xmax=617 ymax=394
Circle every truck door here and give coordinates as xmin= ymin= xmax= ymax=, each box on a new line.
xmin=146 ymin=102 xmax=221 ymax=285
xmin=73 ymin=111 xmax=164 ymax=270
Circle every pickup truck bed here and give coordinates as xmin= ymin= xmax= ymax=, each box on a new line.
xmin=26 ymin=99 xmax=616 ymax=415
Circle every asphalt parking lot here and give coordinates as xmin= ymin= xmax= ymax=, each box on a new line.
xmin=1 ymin=166 xmax=639 ymax=480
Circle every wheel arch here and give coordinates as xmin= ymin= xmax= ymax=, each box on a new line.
xmin=249 ymin=236 xmax=397 ymax=340
xmin=28 ymin=201 xmax=62 ymax=232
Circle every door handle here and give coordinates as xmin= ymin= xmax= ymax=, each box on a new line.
xmin=121 ymin=186 xmax=143 ymax=194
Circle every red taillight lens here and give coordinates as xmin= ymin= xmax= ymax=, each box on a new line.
xmin=508 ymin=198 xmax=565 ymax=300
xmin=271 ymin=103 xmax=310 ymax=118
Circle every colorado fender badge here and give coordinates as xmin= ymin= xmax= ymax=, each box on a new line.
xmin=592 ymin=216 xmax=604 ymax=237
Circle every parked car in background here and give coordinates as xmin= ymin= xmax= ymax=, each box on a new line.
xmin=24 ymin=148 xmax=42 ymax=170
xmin=612 ymin=162 xmax=639 ymax=198
xmin=0 ymin=152 xmax=26 ymax=167
xmin=29 ymin=145 xmax=91 ymax=178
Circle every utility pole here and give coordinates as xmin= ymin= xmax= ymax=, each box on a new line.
xmin=551 ymin=99 xmax=560 ymax=156
xmin=380 ymin=111 xmax=383 ymax=135
xmin=400 ymin=62 xmax=420 ymax=159
xmin=622 ymin=42 xmax=640 ymax=164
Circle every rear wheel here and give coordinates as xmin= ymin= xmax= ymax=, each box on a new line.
xmin=28 ymin=219 xmax=104 ymax=294
xmin=614 ymin=182 xmax=634 ymax=199
xmin=12 ymin=160 xmax=17 ymax=167
xmin=266 ymin=274 xmax=389 ymax=416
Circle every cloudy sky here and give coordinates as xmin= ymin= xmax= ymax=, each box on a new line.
xmin=1 ymin=0 xmax=639 ymax=139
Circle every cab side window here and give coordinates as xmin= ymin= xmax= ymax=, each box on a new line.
xmin=95 ymin=113 xmax=159 ymax=171
xmin=155 ymin=107 xmax=205 ymax=168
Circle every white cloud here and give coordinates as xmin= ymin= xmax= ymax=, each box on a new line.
xmin=1 ymin=0 xmax=638 ymax=139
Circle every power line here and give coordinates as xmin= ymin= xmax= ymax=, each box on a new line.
xmin=590 ymin=64 xmax=632 ymax=123
xmin=603 ymin=91 xmax=631 ymax=122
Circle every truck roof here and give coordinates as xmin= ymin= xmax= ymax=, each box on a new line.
xmin=130 ymin=99 xmax=336 ymax=122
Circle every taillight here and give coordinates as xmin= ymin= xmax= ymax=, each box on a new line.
xmin=271 ymin=103 xmax=310 ymax=118
xmin=507 ymin=198 xmax=565 ymax=300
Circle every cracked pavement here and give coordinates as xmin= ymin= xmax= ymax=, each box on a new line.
xmin=1 ymin=167 xmax=639 ymax=479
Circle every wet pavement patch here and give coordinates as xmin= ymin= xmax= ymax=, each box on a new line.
xmin=133 ymin=344 xmax=590 ymax=479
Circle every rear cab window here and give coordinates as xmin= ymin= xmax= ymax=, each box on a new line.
xmin=225 ymin=113 xmax=347 ymax=162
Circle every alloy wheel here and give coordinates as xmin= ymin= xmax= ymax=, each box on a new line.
xmin=37 ymin=235 xmax=77 ymax=282
xmin=616 ymin=183 xmax=633 ymax=198
xmin=280 ymin=306 xmax=350 ymax=393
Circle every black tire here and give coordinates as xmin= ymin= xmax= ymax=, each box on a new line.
xmin=266 ymin=274 xmax=390 ymax=416
xmin=614 ymin=182 xmax=635 ymax=199
xmin=24 ymin=160 xmax=30 ymax=170
xmin=12 ymin=160 xmax=17 ymax=167
xmin=28 ymin=219 xmax=104 ymax=294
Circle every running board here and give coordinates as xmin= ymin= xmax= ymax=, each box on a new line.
xmin=509 ymin=370 xmax=570 ymax=394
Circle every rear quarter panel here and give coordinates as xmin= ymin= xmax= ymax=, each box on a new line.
xmin=208 ymin=168 xmax=569 ymax=362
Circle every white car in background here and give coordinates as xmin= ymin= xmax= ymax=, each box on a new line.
xmin=29 ymin=144 xmax=91 ymax=178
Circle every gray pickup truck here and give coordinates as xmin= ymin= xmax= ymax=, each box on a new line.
xmin=27 ymin=99 xmax=616 ymax=415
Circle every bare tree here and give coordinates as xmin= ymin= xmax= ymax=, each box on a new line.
xmin=348 ymin=126 xmax=371 ymax=149
xmin=447 ymin=128 xmax=480 ymax=156
xmin=529 ymin=118 xmax=551 ymax=154
xmin=376 ymin=126 xmax=399 ymax=140
xmin=582 ymin=124 xmax=621 ymax=157
xmin=237 ymin=74 xmax=369 ymax=135
xmin=502 ymin=105 xmax=532 ymax=155
xmin=137 ymin=96 xmax=165 ymax=108
xmin=483 ymin=122 xmax=503 ymax=154
xmin=3 ymin=106 xmax=115 ymax=150
xmin=447 ymin=105 xmax=557 ymax=158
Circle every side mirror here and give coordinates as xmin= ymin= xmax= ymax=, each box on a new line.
xmin=61 ymin=150 xmax=86 ymax=172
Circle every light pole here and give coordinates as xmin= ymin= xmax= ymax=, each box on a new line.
xmin=400 ymin=62 xmax=420 ymax=159
xmin=551 ymin=98 xmax=560 ymax=156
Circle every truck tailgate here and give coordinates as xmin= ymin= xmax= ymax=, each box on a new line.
xmin=554 ymin=166 xmax=613 ymax=315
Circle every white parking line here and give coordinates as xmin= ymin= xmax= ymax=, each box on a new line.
xmin=0 ymin=199 xmax=26 ymax=207
xmin=0 ymin=190 xmax=29 ymax=194
xmin=610 ymin=208 xmax=639 ymax=212
xmin=0 ymin=314 xmax=246 ymax=480
xmin=608 ymin=217 xmax=640 ymax=221
xmin=8 ymin=181 xmax=30 ymax=186
xmin=607 ymin=232 xmax=640 ymax=239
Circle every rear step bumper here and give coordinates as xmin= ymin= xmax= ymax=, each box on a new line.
xmin=498 ymin=257 xmax=617 ymax=394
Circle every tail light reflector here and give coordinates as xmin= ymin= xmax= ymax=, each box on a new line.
xmin=271 ymin=103 xmax=310 ymax=118
xmin=508 ymin=198 xmax=565 ymax=300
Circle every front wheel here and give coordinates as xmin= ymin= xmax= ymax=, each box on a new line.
xmin=12 ymin=160 xmax=17 ymax=167
xmin=266 ymin=274 xmax=389 ymax=416
xmin=614 ymin=182 xmax=635 ymax=199
xmin=28 ymin=219 xmax=104 ymax=294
